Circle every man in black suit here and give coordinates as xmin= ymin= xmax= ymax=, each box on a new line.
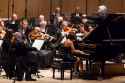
xmin=86 ymin=5 xmax=108 ymax=41
xmin=18 ymin=19 xmax=32 ymax=41
xmin=44 ymin=22 xmax=62 ymax=49
xmin=15 ymin=19 xmax=36 ymax=81
xmin=96 ymin=5 xmax=108 ymax=25
xmin=6 ymin=13 xmax=20 ymax=32
xmin=70 ymin=6 xmax=82 ymax=25
xmin=50 ymin=7 xmax=64 ymax=27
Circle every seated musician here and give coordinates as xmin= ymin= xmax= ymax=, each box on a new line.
xmin=29 ymin=27 xmax=50 ymax=41
xmin=7 ymin=13 xmax=20 ymax=32
xmin=62 ymin=21 xmax=77 ymax=35
xmin=75 ymin=15 xmax=94 ymax=42
xmin=35 ymin=14 xmax=47 ymax=28
xmin=79 ymin=24 xmax=94 ymax=37
xmin=63 ymin=32 xmax=86 ymax=74
xmin=11 ymin=32 xmax=36 ymax=81
xmin=0 ymin=26 xmax=6 ymax=39
xmin=0 ymin=18 xmax=7 ymax=39
xmin=70 ymin=6 xmax=82 ymax=25
xmin=18 ymin=19 xmax=32 ymax=45
xmin=0 ymin=18 xmax=6 ymax=30
xmin=2 ymin=30 xmax=14 ymax=79
xmin=39 ymin=19 xmax=47 ymax=33
xmin=50 ymin=7 xmax=64 ymax=26
xmin=19 ymin=19 xmax=31 ymax=37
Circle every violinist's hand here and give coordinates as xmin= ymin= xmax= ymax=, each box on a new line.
xmin=72 ymin=28 xmax=78 ymax=32
xmin=44 ymin=34 xmax=49 ymax=39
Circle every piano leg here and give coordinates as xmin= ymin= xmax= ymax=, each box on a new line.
xmin=86 ymin=58 xmax=89 ymax=72
xmin=85 ymin=59 xmax=105 ymax=80
xmin=82 ymin=58 xmax=94 ymax=79
xmin=97 ymin=60 xmax=105 ymax=80
xmin=100 ymin=60 xmax=105 ymax=78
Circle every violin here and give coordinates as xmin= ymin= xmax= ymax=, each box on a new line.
xmin=29 ymin=29 xmax=52 ymax=40
xmin=0 ymin=28 xmax=6 ymax=39
xmin=63 ymin=26 xmax=77 ymax=33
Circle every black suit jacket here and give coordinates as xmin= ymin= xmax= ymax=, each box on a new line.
xmin=70 ymin=13 xmax=82 ymax=24
xmin=7 ymin=20 xmax=20 ymax=32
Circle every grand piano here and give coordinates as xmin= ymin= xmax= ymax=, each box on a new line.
xmin=84 ymin=13 xmax=125 ymax=78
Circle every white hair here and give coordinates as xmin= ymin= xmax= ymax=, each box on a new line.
xmin=14 ymin=32 xmax=22 ymax=40
xmin=62 ymin=21 xmax=69 ymax=26
xmin=39 ymin=21 xmax=47 ymax=26
xmin=39 ymin=15 xmax=45 ymax=21
xmin=98 ymin=5 xmax=107 ymax=14
xmin=58 ymin=16 xmax=63 ymax=22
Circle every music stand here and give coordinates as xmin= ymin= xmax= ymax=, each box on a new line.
xmin=32 ymin=40 xmax=45 ymax=50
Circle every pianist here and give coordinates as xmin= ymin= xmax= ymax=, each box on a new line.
xmin=63 ymin=32 xmax=86 ymax=75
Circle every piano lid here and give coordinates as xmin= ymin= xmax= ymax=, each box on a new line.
xmin=84 ymin=13 xmax=125 ymax=43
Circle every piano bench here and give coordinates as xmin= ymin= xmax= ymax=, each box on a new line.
xmin=52 ymin=62 xmax=74 ymax=80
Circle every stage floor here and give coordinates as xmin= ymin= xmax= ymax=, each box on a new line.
xmin=0 ymin=69 xmax=125 ymax=83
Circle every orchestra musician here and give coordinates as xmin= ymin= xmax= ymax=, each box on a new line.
xmin=0 ymin=5 xmax=104 ymax=80
xmin=39 ymin=18 xmax=47 ymax=33
xmin=1 ymin=30 xmax=14 ymax=79
xmin=0 ymin=18 xmax=6 ymax=30
xmin=50 ymin=7 xmax=64 ymax=27
xmin=0 ymin=19 xmax=6 ymax=39
xmin=10 ymin=19 xmax=37 ymax=81
xmin=11 ymin=31 xmax=37 ymax=81
xmin=35 ymin=14 xmax=46 ymax=27
xmin=18 ymin=19 xmax=31 ymax=36
xmin=7 ymin=13 xmax=20 ymax=32
xmin=18 ymin=19 xmax=32 ymax=44
xmin=61 ymin=20 xmax=77 ymax=34
xmin=28 ymin=27 xmax=50 ymax=41
xmin=0 ymin=26 xmax=6 ymax=39
xmin=70 ymin=6 xmax=82 ymax=25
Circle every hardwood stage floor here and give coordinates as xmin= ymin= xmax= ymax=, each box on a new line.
xmin=0 ymin=69 xmax=125 ymax=83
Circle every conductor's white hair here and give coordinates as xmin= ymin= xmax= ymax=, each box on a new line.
xmin=98 ymin=5 xmax=107 ymax=14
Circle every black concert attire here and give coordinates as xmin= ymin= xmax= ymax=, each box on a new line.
xmin=18 ymin=26 xmax=32 ymax=45
xmin=18 ymin=26 xmax=32 ymax=38
xmin=1 ymin=30 xmax=15 ymax=79
xmin=13 ymin=34 xmax=37 ymax=81
xmin=45 ymin=23 xmax=62 ymax=49
xmin=14 ymin=39 xmax=28 ymax=80
xmin=6 ymin=20 xmax=20 ymax=32
xmin=46 ymin=24 xmax=60 ymax=36
xmin=50 ymin=12 xmax=64 ymax=28
xmin=63 ymin=47 xmax=76 ymax=62
xmin=14 ymin=26 xmax=37 ymax=80
xmin=70 ymin=12 xmax=82 ymax=25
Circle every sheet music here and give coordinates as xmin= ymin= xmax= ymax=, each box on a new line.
xmin=0 ymin=40 xmax=3 ymax=47
xmin=32 ymin=40 xmax=45 ymax=50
